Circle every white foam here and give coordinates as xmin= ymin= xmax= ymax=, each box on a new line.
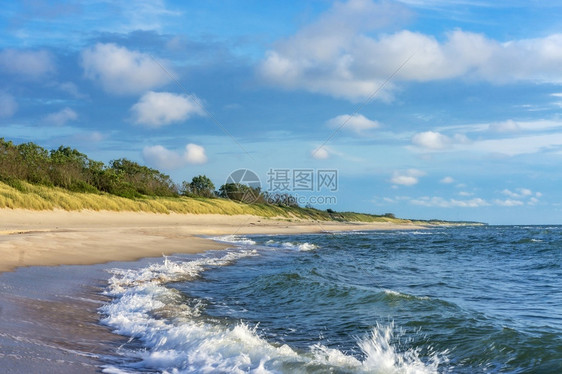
xmin=210 ymin=234 xmax=257 ymax=245
xmin=264 ymin=240 xmax=319 ymax=251
xmin=384 ymin=289 xmax=431 ymax=301
xmin=100 ymin=255 xmax=444 ymax=373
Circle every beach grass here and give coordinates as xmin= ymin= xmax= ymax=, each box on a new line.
xmin=0 ymin=181 xmax=414 ymax=223
xmin=0 ymin=181 xmax=483 ymax=225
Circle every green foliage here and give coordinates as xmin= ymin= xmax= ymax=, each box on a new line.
xmin=0 ymin=138 xmax=177 ymax=199
xmin=184 ymin=175 xmax=215 ymax=198
xmin=110 ymin=158 xmax=178 ymax=197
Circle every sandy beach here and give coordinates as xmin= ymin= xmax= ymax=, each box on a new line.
xmin=0 ymin=209 xmax=424 ymax=373
xmin=0 ymin=209 xmax=424 ymax=273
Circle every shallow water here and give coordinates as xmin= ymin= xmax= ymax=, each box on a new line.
xmin=99 ymin=226 xmax=562 ymax=373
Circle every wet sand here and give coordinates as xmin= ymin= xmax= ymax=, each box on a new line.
xmin=0 ymin=264 xmax=121 ymax=373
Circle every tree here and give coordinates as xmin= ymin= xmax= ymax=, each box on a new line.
xmin=185 ymin=175 xmax=215 ymax=197
xmin=49 ymin=146 xmax=94 ymax=191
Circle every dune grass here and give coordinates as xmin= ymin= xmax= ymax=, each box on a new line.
xmin=0 ymin=181 xmax=416 ymax=223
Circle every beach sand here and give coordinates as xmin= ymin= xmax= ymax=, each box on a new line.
xmin=0 ymin=209 xmax=424 ymax=273
xmin=0 ymin=209 xmax=424 ymax=372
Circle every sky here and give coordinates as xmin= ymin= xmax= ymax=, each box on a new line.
xmin=2 ymin=0 xmax=562 ymax=224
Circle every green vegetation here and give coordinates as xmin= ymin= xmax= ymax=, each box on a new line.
xmin=0 ymin=138 xmax=481 ymax=225
xmin=0 ymin=138 xmax=176 ymax=198
xmin=181 ymin=175 xmax=215 ymax=198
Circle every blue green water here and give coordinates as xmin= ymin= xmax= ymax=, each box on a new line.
xmin=100 ymin=226 xmax=562 ymax=373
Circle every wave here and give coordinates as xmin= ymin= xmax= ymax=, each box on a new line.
xmin=210 ymin=234 xmax=257 ymax=245
xmin=265 ymin=239 xmax=319 ymax=251
xmin=383 ymin=289 xmax=431 ymax=301
xmin=100 ymin=255 xmax=445 ymax=373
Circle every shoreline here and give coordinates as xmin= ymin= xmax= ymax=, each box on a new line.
xmin=0 ymin=209 xmax=426 ymax=273
xmin=0 ymin=209 xmax=426 ymax=372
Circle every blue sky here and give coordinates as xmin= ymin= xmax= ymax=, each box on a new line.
xmin=2 ymin=0 xmax=562 ymax=224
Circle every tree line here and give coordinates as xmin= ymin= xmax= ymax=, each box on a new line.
xmin=0 ymin=138 xmax=300 ymax=207
xmin=0 ymin=138 xmax=178 ymax=198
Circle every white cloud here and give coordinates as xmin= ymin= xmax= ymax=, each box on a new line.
xmin=519 ymin=188 xmax=532 ymax=196
xmin=326 ymin=114 xmax=380 ymax=133
xmin=494 ymin=199 xmax=524 ymax=207
xmin=311 ymin=146 xmax=330 ymax=160
xmin=259 ymin=0 xmax=562 ymax=101
xmin=391 ymin=169 xmax=425 ymax=186
xmin=528 ymin=197 xmax=539 ymax=205
xmin=412 ymin=131 xmax=451 ymax=149
xmin=142 ymin=145 xmax=185 ymax=170
xmin=0 ymin=49 xmax=55 ymax=79
xmin=45 ymin=107 xmax=78 ymax=126
xmin=411 ymin=196 xmax=489 ymax=208
xmin=502 ymin=188 xmax=535 ymax=199
xmin=142 ymin=143 xmax=208 ymax=170
xmin=184 ymin=143 xmax=207 ymax=164
xmin=496 ymin=188 xmax=540 ymax=206
xmin=0 ymin=92 xmax=17 ymax=118
xmin=81 ymin=43 xmax=171 ymax=95
xmin=131 ymin=91 xmax=204 ymax=128
xmin=489 ymin=120 xmax=521 ymax=133
xmin=440 ymin=176 xmax=454 ymax=184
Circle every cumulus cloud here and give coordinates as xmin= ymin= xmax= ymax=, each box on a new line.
xmin=412 ymin=131 xmax=451 ymax=149
xmin=131 ymin=91 xmax=205 ymax=127
xmin=142 ymin=143 xmax=208 ymax=170
xmin=391 ymin=169 xmax=425 ymax=186
xmin=81 ymin=43 xmax=171 ymax=95
xmin=326 ymin=114 xmax=380 ymax=133
xmin=0 ymin=49 xmax=55 ymax=79
xmin=411 ymin=131 xmax=470 ymax=151
xmin=45 ymin=107 xmax=78 ymax=126
xmin=259 ymin=0 xmax=562 ymax=101
xmin=184 ymin=143 xmax=207 ymax=164
xmin=440 ymin=176 xmax=454 ymax=184
xmin=0 ymin=92 xmax=18 ymax=118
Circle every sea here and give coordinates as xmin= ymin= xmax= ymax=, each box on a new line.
xmin=98 ymin=225 xmax=562 ymax=373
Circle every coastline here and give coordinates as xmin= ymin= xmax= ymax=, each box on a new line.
xmin=0 ymin=209 xmax=425 ymax=372
xmin=0 ymin=209 xmax=426 ymax=273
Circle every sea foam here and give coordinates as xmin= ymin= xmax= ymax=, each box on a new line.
xmin=100 ymin=253 xmax=444 ymax=373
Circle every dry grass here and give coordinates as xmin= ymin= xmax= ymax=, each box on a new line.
xmin=0 ymin=181 xmax=417 ymax=223
xmin=0 ymin=181 xmax=296 ymax=217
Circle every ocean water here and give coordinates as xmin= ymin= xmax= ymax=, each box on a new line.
xmin=98 ymin=226 xmax=562 ymax=373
